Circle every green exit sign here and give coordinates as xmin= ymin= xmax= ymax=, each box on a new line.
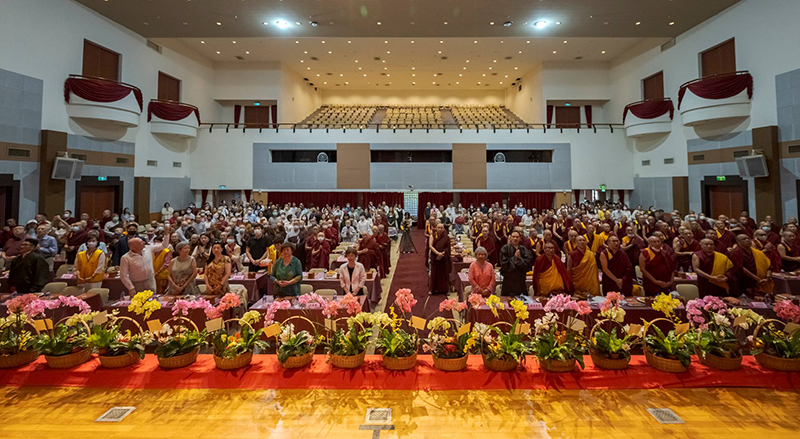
xmin=716 ymin=176 xmax=726 ymax=181
xmin=97 ymin=176 xmax=107 ymax=181
xmin=599 ymin=184 xmax=607 ymax=190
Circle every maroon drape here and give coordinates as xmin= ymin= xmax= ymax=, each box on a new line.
xmin=234 ymin=105 xmax=242 ymax=128
xmin=64 ymin=77 xmax=143 ymax=111
xmin=507 ymin=192 xmax=555 ymax=212
xmin=623 ymin=99 xmax=674 ymax=124
xmin=147 ymin=101 xmax=200 ymax=124
xmin=244 ymin=190 xmax=252 ymax=203
xmin=201 ymin=190 xmax=209 ymax=206
xmin=267 ymin=192 xmax=358 ymax=208
xmin=584 ymin=105 xmax=592 ymax=128
xmin=458 ymin=192 xmax=503 ymax=209
xmin=546 ymin=105 xmax=554 ymax=129
xmin=617 ymin=190 xmax=625 ymax=204
xmin=417 ymin=192 xmax=454 ymax=228
xmin=573 ymin=190 xmax=581 ymax=205
xmin=362 ymin=192 xmax=404 ymax=208
xmin=271 ymin=105 xmax=278 ymax=128
xmin=678 ymin=73 xmax=753 ymax=109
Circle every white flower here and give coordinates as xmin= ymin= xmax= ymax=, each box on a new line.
xmin=473 ymin=323 xmax=489 ymax=336
xmin=160 ymin=323 xmax=173 ymax=336
xmin=279 ymin=323 xmax=295 ymax=344
xmin=713 ymin=314 xmax=730 ymax=327
xmin=534 ymin=312 xmax=558 ymax=335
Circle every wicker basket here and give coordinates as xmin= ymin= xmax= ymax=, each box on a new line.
xmin=645 ymin=348 xmax=688 ymax=373
xmin=482 ymin=353 xmax=520 ymax=372
xmin=590 ymin=351 xmax=630 ymax=370
xmin=158 ymin=349 xmax=199 ymax=369
xmin=382 ymin=353 xmax=417 ymax=370
xmin=281 ymin=351 xmax=314 ymax=369
xmin=754 ymin=352 xmax=800 ymax=372
xmin=539 ymin=357 xmax=577 ymax=373
xmin=98 ymin=352 xmax=140 ymax=369
xmin=433 ymin=355 xmax=468 ymax=371
xmin=697 ymin=351 xmax=742 ymax=371
xmin=214 ymin=351 xmax=254 ymax=370
xmin=329 ymin=351 xmax=366 ymax=369
xmin=0 ymin=350 xmax=39 ymax=369
xmin=44 ymin=349 xmax=92 ymax=369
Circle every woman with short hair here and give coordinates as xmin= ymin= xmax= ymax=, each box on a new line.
xmin=270 ymin=242 xmax=303 ymax=297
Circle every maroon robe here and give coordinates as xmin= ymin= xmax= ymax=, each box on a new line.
xmin=304 ymin=235 xmax=316 ymax=268
xmin=640 ymin=247 xmax=674 ymax=296
xmin=692 ymin=227 xmax=705 ymax=242
xmin=694 ymin=250 xmax=736 ymax=297
xmin=676 ymin=238 xmax=701 ymax=272
xmin=532 ymin=254 xmax=573 ymax=295
xmin=715 ymin=230 xmax=737 ymax=250
xmin=476 ymin=234 xmax=497 ymax=265
xmin=622 ymin=235 xmax=646 ymax=267
xmin=600 ymin=248 xmax=634 ymax=296
xmin=358 ymin=236 xmax=380 ymax=272
xmin=729 ymin=246 xmax=773 ymax=297
xmin=779 ymin=240 xmax=800 ymax=272
xmin=324 ymin=227 xmax=339 ymax=249
xmin=376 ymin=232 xmax=391 ymax=277
xmin=310 ymin=239 xmax=331 ymax=270
xmin=615 ymin=221 xmax=630 ymax=239
xmin=754 ymin=238 xmax=781 ymax=273
xmin=429 ymin=232 xmax=451 ymax=294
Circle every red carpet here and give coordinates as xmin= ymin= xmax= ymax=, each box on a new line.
xmin=1 ymin=355 xmax=799 ymax=391
xmin=386 ymin=229 xmax=449 ymax=318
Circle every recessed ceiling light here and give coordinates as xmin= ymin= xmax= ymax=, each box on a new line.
xmin=387 ymin=74 xmax=390 ymax=77
xmin=553 ymin=51 xmax=557 ymax=54
xmin=412 ymin=82 xmax=416 ymax=85
xmin=478 ymin=82 xmax=481 ymax=84
xmin=635 ymin=21 xmax=641 ymax=25
xmin=364 ymin=74 xmax=367 ymax=76
xmin=359 ymin=67 xmax=362 ymax=70
xmin=384 ymin=40 xmax=388 ymax=43
xmin=321 ymin=40 xmax=325 ymax=43
xmin=563 ymin=40 xmax=567 ymax=43
xmin=387 ymin=51 xmax=390 ymax=54
xmin=456 ymin=82 xmax=459 ymax=84
xmin=385 ymin=67 xmax=388 ymax=70
xmin=216 ymin=21 xmax=222 ymax=26
xmin=200 ymin=40 xmax=205 ymax=44
xmin=482 ymin=74 xmax=486 ymax=77
xmin=514 ymin=66 xmax=518 ymax=69
xmin=412 ymin=74 xmax=415 ymax=76
xmin=324 ymin=82 xmax=327 ymax=84
xmin=500 ymin=41 xmax=504 ymax=44
xmin=438 ymin=51 xmax=442 ymax=54
xmin=533 ymin=20 xmax=548 ymax=28
xmin=466 ymin=60 xmax=469 ymax=63
xmin=439 ymin=40 xmax=443 ymax=44
xmin=307 ymin=67 xmax=310 ymax=69
xmin=345 ymin=82 xmax=349 ymax=84
xmin=505 ymin=75 xmax=508 ymax=78
xmin=526 ymin=40 xmax=530 ymax=43
xmin=489 ymin=22 xmax=494 ymax=25
xmin=503 ymin=21 xmax=512 ymax=27
xmin=355 ymin=60 xmax=358 ymax=63
xmin=317 ymin=74 xmax=320 ymax=77
xmin=489 ymin=67 xmax=492 ymax=70
xmin=463 ymin=67 xmax=467 ymax=69
xmin=348 ymin=40 xmax=352 ymax=43
xmin=310 ymin=21 xmax=318 ymax=27
xmin=433 ymin=81 xmax=436 ymax=84
xmin=143 ymin=22 xmax=149 ymax=25
xmin=274 ymin=20 xmax=290 ymax=28
xmin=500 ymin=82 xmax=503 ymax=84
xmin=295 ymin=22 xmax=302 ymax=26
xmin=304 ymin=51 xmax=307 ymax=54
xmin=443 ymin=21 xmax=448 ymax=25
xmin=328 ymin=51 xmax=332 ymax=54
xmin=556 ymin=21 xmax=562 ymax=25
xmin=295 ymin=41 xmax=299 ymax=44
xmin=216 ymin=51 xmax=220 ymax=54
xmin=382 ymin=60 xmax=385 ymax=63
xmin=601 ymin=50 xmax=606 ymax=54
xmin=474 ymin=40 xmax=478 ymax=44
xmin=377 ymin=21 xmax=381 ymax=25
xmin=459 ymin=74 xmax=462 ymax=76
xmin=669 ymin=21 xmax=675 ymax=26
xmin=263 ymin=22 xmax=269 ymax=25
xmin=493 ymin=60 xmax=497 ymax=62
xmin=411 ymin=40 xmax=415 ymax=43
xmin=339 ymin=74 xmax=343 ymax=76
xmin=300 ymin=60 xmax=304 ymax=62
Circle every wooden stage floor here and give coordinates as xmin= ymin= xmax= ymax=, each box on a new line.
xmin=0 ymin=387 xmax=798 ymax=438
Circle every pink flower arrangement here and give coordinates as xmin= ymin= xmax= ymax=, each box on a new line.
xmin=600 ymin=292 xmax=624 ymax=313
xmin=338 ymin=293 xmax=361 ymax=316
xmin=686 ymin=296 xmax=729 ymax=328
xmin=172 ymin=298 xmax=213 ymax=317
xmin=264 ymin=299 xmax=292 ymax=325
xmin=298 ymin=292 xmax=328 ymax=309
xmin=576 ymin=300 xmax=592 ymax=316
xmin=468 ymin=293 xmax=486 ymax=309
xmin=439 ymin=298 xmax=467 ymax=312
xmin=774 ymin=300 xmax=800 ymax=323
xmin=6 ymin=294 xmax=38 ymax=313
xmin=204 ymin=292 xmax=242 ymax=319
xmin=543 ymin=294 xmax=579 ymax=313
xmin=322 ymin=300 xmax=340 ymax=319
xmin=394 ymin=288 xmax=417 ymax=314
xmin=23 ymin=296 xmax=91 ymax=317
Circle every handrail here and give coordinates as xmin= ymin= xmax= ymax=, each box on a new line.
xmin=149 ymin=98 xmax=199 ymax=112
xmin=197 ymin=121 xmax=623 ymax=134
xmin=624 ymin=97 xmax=672 ymax=109
xmin=678 ymin=70 xmax=751 ymax=90
xmin=68 ymin=74 xmax=142 ymax=94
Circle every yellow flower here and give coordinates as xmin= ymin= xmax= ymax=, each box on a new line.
xmin=426 ymin=317 xmax=451 ymax=332
xmin=510 ymin=299 xmax=529 ymax=320
xmin=652 ymin=293 xmax=680 ymax=318
xmin=486 ymin=295 xmax=504 ymax=318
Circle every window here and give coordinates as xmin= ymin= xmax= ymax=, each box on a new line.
xmin=643 ymin=71 xmax=665 ymax=100
xmin=701 ymin=39 xmax=736 ymax=78
xmin=147 ymin=160 xmax=158 ymax=167
xmin=244 ymin=106 xmax=271 ymax=126
xmin=642 ymin=160 xmax=651 ymax=166
xmin=82 ymin=40 xmax=120 ymax=81
xmin=555 ymin=106 xmax=581 ymax=128
xmin=173 ymin=162 xmax=182 ymax=168
xmin=403 ymin=192 xmax=418 ymax=219
xmin=158 ymin=72 xmax=181 ymax=101
xmin=370 ymin=150 xmax=452 ymax=163
xmin=271 ymin=150 xmax=337 ymax=163
xmin=486 ymin=150 xmax=553 ymax=163
xmin=664 ymin=158 xmax=675 ymax=164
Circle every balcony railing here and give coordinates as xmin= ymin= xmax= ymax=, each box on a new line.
xmin=198 ymin=122 xmax=623 ymax=134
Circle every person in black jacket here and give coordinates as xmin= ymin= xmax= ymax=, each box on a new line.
xmin=499 ymin=230 xmax=532 ymax=296
xmin=8 ymin=238 xmax=50 ymax=296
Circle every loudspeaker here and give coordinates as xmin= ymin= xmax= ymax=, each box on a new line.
xmin=51 ymin=157 xmax=84 ymax=180
xmin=736 ymin=155 xmax=769 ymax=178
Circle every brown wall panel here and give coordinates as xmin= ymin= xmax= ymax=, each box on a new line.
xmin=452 ymin=143 xmax=486 ymax=189
xmin=752 ymin=126 xmax=782 ymax=223
xmin=554 ymin=192 xmax=571 ymax=208
xmin=672 ymin=176 xmax=690 ymax=214
xmin=0 ymin=142 xmax=40 ymax=162
xmin=39 ymin=130 xmax=67 ymax=216
xmin=779 ymin=140 xmax=800 ymax=159
xmin=134 ymin=177 xmax=150 ymax=222
xmin=687 ymin=145 xmax=753 ymax=165
xmin=336 ymin=143 xmax=370 ymax=189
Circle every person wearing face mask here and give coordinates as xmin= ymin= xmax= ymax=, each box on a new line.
xmin=753 ymin=227 xmax=781 ymax=270
xmin=75 ymin=235 xmax=106 ymax=291
xmin=111 ymin=223 xmax=143 ymax=266
xmin=729 ymin=234 xmax=774 ymax=297
xmin=340 ymin=220 xmax=357 ymax=243
xmin=224 ymin=236 xmax=242 ymax=272
xmin=62 ymin=220 xmax=90 ymax=264
xmin=8 ymin=238 xmax=49 ymax=296
xmin=778 ymin=231 xmax=800 ymax=274
xmin=104 ymin=213 xmax=121 ymax=239
xmin=697 ymin=213 xmax=711 ymax=231
xmin=356 ymin=226 xmax=380 ymax=273
xmin=323 ymin=220 xmax=339 ymax=249
xmin=245 ymin=224 xmax=272 ymax=272
xmin=310 ymin=231 xmax=331 ymax=270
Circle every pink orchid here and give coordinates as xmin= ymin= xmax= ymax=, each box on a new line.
xmin=339 ymin=293 xmax=361 ymax=316
xmin=6 ymin=294 xmax=38 ymax=313
xmin=774 ymin=301 xmax=800 ymax=323
xmin=468 ymin=293 xmax=486 ymax=309
xmin=576 ymin=300 xmax=592 ymax=316
xmin=23 ymin=296 xmax=91 ymax=317
xmin=322 ymin=300 xmax=340 ymax=319
xmin=264 ymin=299 xmax=292 ymax=325
xmin=394 ymin=288 xmax=417 ymax=314
xmin=439 ymin=298 xmax=467 ymax=312
xmin=544 ymin=294 xmax=580 ymax=313
xmin=171 ymin=298 xmax=213 ymax=317
xmin=600 ymin=292 xmax=624 ymax=313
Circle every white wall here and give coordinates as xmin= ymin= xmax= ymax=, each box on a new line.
xmin=541 ymin=61 xmax=613 ymax=101
xmin=279 ymin=66 xmax=322 ymax=123
xmin=610 ymin=0 xmax=800 ymax=178
xmin=504 ymin=65 xmax=543 ymax=123
xmin=321 ymin=89 xmax=505 ymax=106
xmin=212 ymin=62 xmax=281 ymax=101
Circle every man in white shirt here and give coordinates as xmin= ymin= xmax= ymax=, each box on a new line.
xmin=341 ymin=219 xmax=357 ymax=243
xmin=120 ymin=233 xmax=171 ymax=296
xmin=522 ymin=209 xmax=533 ymax=227
xmin=356 ymin=215 xmax=372 ymax=237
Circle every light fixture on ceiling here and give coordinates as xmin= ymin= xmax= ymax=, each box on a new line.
xmin=635 ymin=21 xmax=641 ymax=25
xmin=310 ymin=21 xmax=318 ymax=27
xmin=387 ymin=51 xmax=390 ymax=54
xmin=295 ymin=22 xmax=301 ymax=26
xmin=358 ymin=67 xmax=362 ymax=70
xmin=275 ymin=20 xmax=290 ymax=29
xmin=245 ymin=51 xmax=249 ymax=54
xmin=458 ymin=73 xmax=462 ymax=76
xmin=300 ymin=60 xmax=304 ymax=62
xmin=456 ymin=81 xmax=459 ymax=84
xmin=503 ymin=21 xmax=512 ymax=27
xmin=355 ymin=60 xmax=358 ymax=63
xmin=263 ymin=22 xmax=269 ymax=25
xmin=533 ymin=20 xmax=548 ymax=28
xmin=483 ymin=74 xmax=486 ymax=77
xmin=439 ymin=40 xmax=443 ymax=44
xmin=377 ymin=21 xmax=382 ymax=25
xmin=295 ymin=40 xmax=299 ymax=44
xmin=345 ymin=81 xmax=349 ymax=84
xmin=348 ymin=40 xmax=352 ymax=43
xmin=489 ymin=67 xmax=492 ymax=70
xmin=669 ymin=21 xmax=675 ymax=26
xmin=438 ymin=51 xmax=442 ymax=54
xmin=601 ymin=50 xmax=606 ymax=54
xmin=324 ymin=81 xmax=327 ymax=84
xmin=489 ymin=21 xmax=494 ymax=25
xmin=321 ymin=40 xmax=325 ymax=43
xmin=412 ymin=82 xmax=416 ymax=85
xmin=444 ymin=21 xmax=448 ymax=25
xmin=493 ymin=59 xmax=497 ymax=62
xmin=200 ymin=40 xmax=205 ymax=44
xmin=526 ymin=40 xmax=530 ymax=43
xmin=514 ymin=66 xmax=518 ymax=69
xmin=466 ymin=60 xmax=469 ymax=62
xmin=553 ymin=51 xmax=557 ymax=54
xmin=382 ymin=60 xmax=385 ymax=63
xmin=478 ymin=82 xmax=481 ymax=84
xmin=216 ymin=21 xmax=222 ymax=26
xmin=563 ymin=40 xmax=567 ymax=43
xmin=216 ymin=51 xmax=220 ymax=54
xmin=303 ymin=51 xmax=307 ymax=54
xmin=412 ymin=74 xmax=415 ymax=76
xmin=364 ymin=74 xmax=367 ymax=76
xmin=556 ymin=21 xmax=562 ymax=25
xmin=411 ymin=40 xmax=415 ymax=43
xmin=328 ymin=51 xmax=332 ymax=54
xmin=307 ymin=67 xmax=310 ymax=69
xmin=500 ymin=82 xmax=503 ymax=84
xmin=339 ymin=74 xmax=343 ymax=77
xmin=317 ymin=74 xmax=320 ymax=77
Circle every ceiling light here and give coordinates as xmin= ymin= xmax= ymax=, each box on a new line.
xmin=200 ymin=40 xmax=205 ymax=44
xmin=456 ymin=82 xmax=459 ymax=84
xmin=433 ymin=81 xmax=436 ymax=84
xmin=489 ymin=67 xmax=492 ymax=70
xmin=324 ymin=81 xmax=327 ymax=84
xmin=503 ymin=21 xmax=513 ymax=27
xmin=474 ymin=41 xmax=478 ymax=44
xmin=345 ymin=82 xmax=349 ymax=84
xmin=493 ymin=60 xmax=497 ymax=62
xmin=412 ymin=67 xmax=415 ymax=70
xmin=669 ymin=21 xmax=675 ymax=26
xmin=295 ymin=22 xmax=302 ymax=26
xmin=500 ymin=82 xmax=503 ymax=84
xmin=295 ymin=41 xmax=299 ymax=44
xmin=412 ymin=74 xmax=415 ymax=76
xmin=444 ymin=21 xmax=448 ymax=25
xmin=274 ymin=20 xmax=290 ymax=28
xmin=364 ymin=74 xmax=367 ymax=76
xmin=526 ymin=40 xmax=530 ymax=44
xmin=304 ymin=51 xmax=307 ymax=54
xmin=438 ymin=51 xmax=442 ymax=54
xmin=348 ymin=40 xmax=352 ymax=43
xmin=478 ymin=82 xmax=481 ymax=84
xmin=317 ymin=74 xmax=320 ymax=77
xmin=458 ymin=73 xmax=462 ymax=77
xmin=411 ymin=40 xmax=415 ymax=43
xmin=387 ymin=51 xmax=390 ymax=54
xmin=463 ymin=67 xmax=466 ymax=69
xmin=500 ymin=41 xmax=504 ymax=44
xmin=505 ymin=75 xmax=508 ymax=78
xmin=533 ymin=20 xmax=548 ymax=28
xmin=377 ymin=21 xmax=381 ymax=25
xmin=482 ymin=74 xmax=486 ymax=77
xmin=328 ymin=51 xmax=332 ymax=54
xmin=466 ymin=60 xmax=469 ymax=63
xmin=635 ymin=21 xmax=641 ymax=25
xmin=339 ymin=74 xmax=343 ymax=77
xmin=387 ymin=74 xmax=390 ymax=77
xmin=382 ymin=60 xmax=385 ymax=63
xmin=385 ymin=67 xmax=388 ymax=70
xmin=300 ymin=60 xmax=304 ymax=62
xmin=310 ymin=21 xmax=318 ymax=27
xmin=245 ymin=51 xmax=249 ymax=54
xmin=216 ymin=51 xmax=220 ymax=54
xmin=412 ymin=82 xmax=416 ymax=85
xmin=489 ymin=22 xmax=494 ymax=25
xmin=321 ymin=40 xmax=325 ymax=43
xmin=263 ymin=22 xmax=269 ymax=25
xmin=355 ymin=60 xmax=358 ymax=63
xmin=384 ymin=40 xmax=388 ymax=44
xmin=553 ymin=51 xmax=557 ymax=54
xmin=556 ymin=21 xmax=562 ymax=25
xmin=358 ymin=67 xmax=362 ymax=70
xmin=563 ymin=40 xmax=567 ymax=43
xmin=601 ymin=50 xmax=606 ymax=54
xmin=307 ymin=67 xmax=310 ymax=70
xmin=439 ymin=40 xmax=443 ymax=44
xmin=216 ymin=21 xmax=222 ymax=26
xmin=514 ymin=67 xmax=518 ymax=69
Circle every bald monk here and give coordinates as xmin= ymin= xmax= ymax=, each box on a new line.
xmin=705 ymin=229 xmax=729 ymax=255
xmin=621 ymin=225 xmax=646 ymax=267
xmin=713 ymin=218 xmax=737 ymax=252
xmin=428 ymin=223 xmax=452 ymax=295
xmin=600 ymin=235 xmax=634 ymax=296
xmin=753 ymin=228 xmax=781 ymax=272
xmin=729 ymin=234 xmax=774 ymax=297
xmin=563 ymin=229 xmax=579 ymax=265
xmin=568 ymin=235 xmax=600 ymax=299
xmin=778 ymin=231 xmax=800 ymax=274
xmin=475 ymin=224 xmax=498 ymax=265
xmin=356 ymin=227 xmax=380 ymax=273
xmin=692 ymin=238 xmax=736 ymax=297
xmin=586 ymin=224 xmax=607 ymax=255
xmin=639 ymin=235 xmax=675 ymax=296
xmin=673 ymin=227 xmax=701 ymax=272
xmin=533 ymin=241 xmax=573 ymax=296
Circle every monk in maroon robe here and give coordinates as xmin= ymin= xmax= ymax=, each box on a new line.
xmin=673 ymin=228 xmax=701 ymax=272
xmin=309 ymin=231 xmax=331 ymax=270
xmin=639 ymin=235 xmax=675 ymax=296
xmin=304 ymin=226 xmax=319 ymax=268
xmin=692 ymin=238 xmax=736 ymax=297
xmin=730 ymin=234 xmax=774 ymax=297
xmin=357 ymin=229 xmax=381 ymax=273
xmin=376 ymin=225 xmax=391 ymax=278
xmin=428 ymin=223 xmax=451 ymax=295
xmin=532 ymin=241 xmax=573 ymax=296
xmin=778 ymin=231 xmax=800 ymax=273
xmin=600 ymin=235 xmax=634 ymax=296
xmin=620 ymin=226 xmax=645 ymax=267
xmin=324 ymin=221 xmax=339 ymax=249
xmin=753 ymin=228 xmax=781 ymax=272
xmin=475 ymin=225 xmax=497 ymax=265
xmin=713 ymin=221 xmax=737 ymax=252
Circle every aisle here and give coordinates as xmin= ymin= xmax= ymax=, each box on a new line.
xmin=384 ymin=229 xmax=450 ymax=318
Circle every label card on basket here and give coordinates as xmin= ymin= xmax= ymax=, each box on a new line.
xmin=733 ymin=315 xmax=747 ymax=327
xmin=411 ymin=316 xmax=426 ymax=330
xmin=92 ymin=311 xmax=108 ymax=326
xmin=206 ymin=318 xmax=223 ymax=332
xmin=517 ymin=323 xmax=531 ymax=335
xmin=675 ymin=323 xmax=690 ymax=335
xmin=33 ymin=319 xmax=47 ymax=331
xmin=457 ymin=323 xmax=471 ymax=336
xmin=44 ymin=319 xmax=53 ymax=330
xmin=628 ymin=324 xmax=643 ymax=336
xmin=146 ymin=319 xmax=162 ymax=332
xmin=324 ymin=318 xmax=336 ymax=331
xmin=785 ymin=322 xmax=800 ymax=335
xmin=264 ymin=323 xmax=281 ymax=338
xmin=570 ymin=319 xmax=586 ymax=332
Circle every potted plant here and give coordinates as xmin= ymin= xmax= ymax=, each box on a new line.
xmin=376 ymin=289 xmax=419 ymax=370
xmin=275 ymin=319 xmax=319 ymax=369
xmin=531 ymin=294 xmax=591 ymax=373
xmin=422 ymin=298 xmax=473 ymax=371
xmin=477 ymin=296 xmax=534 ymax=372
xmin=750 ymin=301 xmax=800 ymax=371
xmin=88 ymin=315 xmax=150 ymax=368
xmin=589 ymin=292 xmax=635 ymax=370
xmin=324 ymin=312 xmax=381 ymax=369
xmin=0 ymin=294 xmax=39 ymax=368
xmin=127 ymin=290 xmax=162 ymax=320
xmin=27 ymin=296 xmax=93 ymax=369
xmin=644 ymin=294 xmax=697 ymax=372
xmin=154 ymin=317 xmax=206 ymax=369
xmin=686 ymin=296 xmax=751 ymax=370
xmin=210 ymin=310 xmax=268 ymax=370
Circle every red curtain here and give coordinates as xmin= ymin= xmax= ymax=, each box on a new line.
xmin=584 ymin=105 xmax=592 ymax=128
xmin=617 ymin=190 xmax=625 ymax=204
xmin=266 ymin=192 xmax=358 ymax=208
xmin=507 ymin=192 xmax=555 ymax=212
xmin=64 ymin=77 xmax=143 ymax=111
xmin=234 ymin=105 xmax=242 ymax=128
xmin=147 ymin=101 xmax=200 ymax=124
xmin=546 ymin=105 xmax=554 ymax=129
xmin=271 ymin=105 xmax=278 ymax=128
xmin=244 ymin=190 xmax=252 ymax=203
xmin=201 ymin=190 xmax=209 ymax=206
xmin=458 ymin=192 xmax=503 ymax=209
xmin=623 ymin=100 xmax=674 ymax=124
xmin=417 ymin=192 xmax=454 ymax=228
xmin=678 ymin=73 xmax=753 ymax=109
xmin=362 ymin=192 xmax=404 ymax=208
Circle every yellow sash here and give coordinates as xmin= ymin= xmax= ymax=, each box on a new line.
xmin=571 ymin=249 xmax=600 ymax=299
xmin=753 ymin=248 xmax=774 ymax=293
xmin=590 ymin=234 xmax=606 ymax=254
xmin=716 ymin=229 xmax=723 ymax=239
xmin=538 ymin=260 xmax=565 ymax=296
xmin=567 ymin=241 xmax=575 ymax=252
xmin=77 ymin=249 xmax=104 ymax=283
xmin=710 ymin=251 xmax=734 ymax=291
xmin=644 ymin=247 xmax=656 ymax=260
xmin=622 ymin=236 xmax=631 ymax=245
xmin=153 ymin=248 xmax=171 ymax=280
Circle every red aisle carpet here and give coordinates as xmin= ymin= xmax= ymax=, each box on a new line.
xmin=1 ymin=355 xmax=799 ymax=391
xmin=386 ymin=229 xmax=449 ymax=317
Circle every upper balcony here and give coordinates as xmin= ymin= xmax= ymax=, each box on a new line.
xmin=678 ymin=71 xmax=753 ymax=127
xmin=64 ymin=75 xmax=142 ymax=127
xmin=623 ymin=98 xmax=674 ymax=139
xmin=148 ymin=99 xmax=200 ymax=138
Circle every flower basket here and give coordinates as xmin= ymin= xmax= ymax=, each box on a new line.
xmin=99 ymin=351 xmax=140 ymax=369
xmin=697 ymin=350 xmax=742 ymax=371
xmin=330 ymin=351 xmax=366 ymax=369
xmin=482 ymin=353 xmax=520 ymax=371
xmin=645 ymin=348 xmax=688 ymax=373
xmin=0 ymin=350 xmax=40 ymax=369
xmin=281 ymin=351 xmax=314 ymax=369
xmin=433 ymin=355 xmax=468 ymax=371
xmin=539 ymin=357 xmax=577 ymax=373
xmin=158 ymin=349 xmax=199 ymax=369
xmin=45 ymin=348 xmax=92 ymax=369
xmin=214 ymin=351 xmax=253 ymax=370
xmin=382 ymin=353 xmax=417 ymax=370
xmin=590 ymin=351 xmax=630 ymax=370
xmin=754 ymin=352 xmax=800 ymax=372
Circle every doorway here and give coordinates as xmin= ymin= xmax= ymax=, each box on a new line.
xmin=701 ymin=175 xmax=747 ymax=218
xmin=75 ymin=176 xmax=122 ymax=221
xmin=0 ymin=174 xmax=20 ymax=224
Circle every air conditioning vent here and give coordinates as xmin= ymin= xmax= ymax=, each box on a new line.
xmin=173 ymin=162 xmax=182 ymax=168
xmin=789 ymin=145 xmax=800 ymax=154
xmin=7 ymin=148 xmax=31 ymax=158
xmin=733 ymin=150 xmax=749 ymax=158
xmin=147 ymin=160 xmax=157 ymax=167
xmin=310 ymin=56 xmax=318 ymax=61
xmin=661 ymin=38 xmax=676 ymax=52
xmin=693 ymin=154 xmax=705 ymax=161
xmin=235 ymin=56 xmax=244 ymax=60
xmin=71 ymin=153 xmax=88 ymax=161
xmin=505 ymin=57 xmax=513 ymax=60
xmin=146 ymin=40 xmax=162 ymax=54
xmin=642 ymin=160 xmax=651 ymax=166
xmin=440 ymin=56 xmax=448 ymax=60
xmin=326 ymin=72 xmax=333 ymax=76
xmin=373 ymin=57 xmax=381 ymax=61
xmin=116 ymin=157 xmax=129 ymax=164
xmin=317 ymin=152 xmax=329 ymax=163
xmin=664 ymin=158 xmax=674 ymax=164
xmin=493 ymin=152 xmax=506 ymax=163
